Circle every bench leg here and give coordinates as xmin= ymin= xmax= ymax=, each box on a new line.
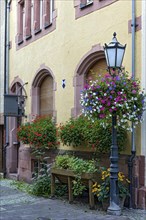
xmin=68 ymin=176 xmax=73 ymax=203
xmin=89 ymin=180 xmax=95 ymax=209
xmin=51 ymin=173 xmax=55 ymax=197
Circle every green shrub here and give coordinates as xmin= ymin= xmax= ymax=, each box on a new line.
xmin=59 ymin=116 xmax=86 ymax=147
xmin=30 ymin=162 xmax=67 ymax=197
xmin=59 ymin=116 xmax=127 ymax=153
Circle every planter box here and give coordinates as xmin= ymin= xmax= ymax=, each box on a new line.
xmin=51 ymin=168 xmax=99 ymax=209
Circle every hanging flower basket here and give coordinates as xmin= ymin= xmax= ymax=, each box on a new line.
xmin=81 ymin=71 xmax=146 ymax=130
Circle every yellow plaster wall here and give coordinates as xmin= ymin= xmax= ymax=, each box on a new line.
xmin=9 ymin=0 xmax=142 ymax=154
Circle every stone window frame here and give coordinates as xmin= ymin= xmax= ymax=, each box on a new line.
xmin=16 ymin=0 xmax=57 ymax=49
xmin=71 ymin=44 xmax=105 ymax=117
xmin=31 ymin=64 xmax=57 ymax=121
xmin=74 ymin=0 xmax=118 ymax=19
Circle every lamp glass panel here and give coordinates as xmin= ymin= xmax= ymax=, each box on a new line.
xmin=107 ymin=48 xmax=116 ymax=67
xmin=104 ymin=49 xmax=109 ymax=66
xmin=116 ymin=48 xmax=125 ymax=67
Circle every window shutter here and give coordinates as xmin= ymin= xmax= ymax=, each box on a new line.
xmin=43 ymin=0 xmax=52 ymax=28
xmin=17 ymin=0 xmax=24 ymax=44
xmin=34 ymin=0 xmax=40 ymax=33
xmin=25 ymin=0 xmax=31 ymax=39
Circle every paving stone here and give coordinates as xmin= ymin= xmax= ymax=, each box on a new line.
xmin=0 ymin=179 xmax=146 ymax=220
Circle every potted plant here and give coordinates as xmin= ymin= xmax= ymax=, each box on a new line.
xmin=92 ymin=168 xmax=130 ymax=210
xmin=81 ymin=71 xmax=146 ymax=130
xmin=17 ymin=116 xmax=58 ymax=159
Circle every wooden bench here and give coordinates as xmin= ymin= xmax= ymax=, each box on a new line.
xmin=51 ymin=168 xmax=99 ymax=209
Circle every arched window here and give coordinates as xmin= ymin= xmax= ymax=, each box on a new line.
xmin=40 ymin=75 xmax=53 ymax=116
xmin=86 ymin=58 xmax=107 ymax=82
xmin=72 ymin=45 xmax=106 ymax=117
xmin=31 ymin=67 xmax=56 ymax=120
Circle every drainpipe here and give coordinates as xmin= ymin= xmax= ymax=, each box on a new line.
xmin=128 ymin=0 xmax=136 ymax=209
xmin=3 ymin=0 xmax=11 ymax=178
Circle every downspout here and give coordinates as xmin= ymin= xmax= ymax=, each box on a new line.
xmin=128 ymin=0 xmax=136 ymax=209
xmin=3 ymin=0 xmax=11 ymax=178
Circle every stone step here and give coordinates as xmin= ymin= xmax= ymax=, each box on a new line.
xmin=8 ymin=173 xmax=18 ymax=181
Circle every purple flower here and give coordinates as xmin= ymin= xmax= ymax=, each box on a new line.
xmin=115 ymin=76 xmax=120 ymax=81
xmin=107 ymin=101 xmax=111 ymax=106
xmin=101 ymin=99 xmax=106 ymax=104
xmin=99 ymin=114 xmax=105 ymax=118
xmin=100 ymin=107 xmax=105 ymax=111
xmin=84 ymin=84 xmax=89 ymax=89
xmin=132 ymin=90 xmax=136 ymax=94
xmin=132 ymin=82 xmax=138 ymax=87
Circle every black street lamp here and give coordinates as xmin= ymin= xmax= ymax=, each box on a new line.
xmin=104 ymin=33 xmax=126 ymax=216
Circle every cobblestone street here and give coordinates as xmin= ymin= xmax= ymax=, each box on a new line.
xmin=0 ymin=179 xmax=146 ymax=220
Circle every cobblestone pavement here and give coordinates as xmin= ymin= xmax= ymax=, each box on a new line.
xmin=0 ymin=179 xmax=146 ymax=220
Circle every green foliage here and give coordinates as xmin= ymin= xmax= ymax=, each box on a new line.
xmin=29 ymin=162 xmax=51 ymax=197
xmin=10 ymin=180 xmax=30 ymax=193
xmin=59 ymin=116 xmax=127 ymax=153
xmin=10 ymin=162 xmax=67 ymax=198
xmin=59 ymin=116 xmax=86 ymax=147
xmin=53 ymin=155 xmax=99 ymax=174
xmin=72 ymin=179 xmax=86 ymax=196
xmin=30 ymin=162 xmax=67 ymax=198
xmin=53 ymin=155 xmax=100 ymax=196
xmin=17 ymin=116 xmax=58 ymax=158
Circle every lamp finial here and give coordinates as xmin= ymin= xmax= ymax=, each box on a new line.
xmin=113 ymin=32 xmax=116 ymax=38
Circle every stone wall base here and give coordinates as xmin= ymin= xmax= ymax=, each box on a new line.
xmin=138 ymin=187 xmax=146 ymax=209
xmin=18 ymin=145 xmax=32 ymax=183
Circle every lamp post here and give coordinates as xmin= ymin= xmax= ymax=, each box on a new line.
xmin=104 ymin=33 xmax=126 ymax=216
